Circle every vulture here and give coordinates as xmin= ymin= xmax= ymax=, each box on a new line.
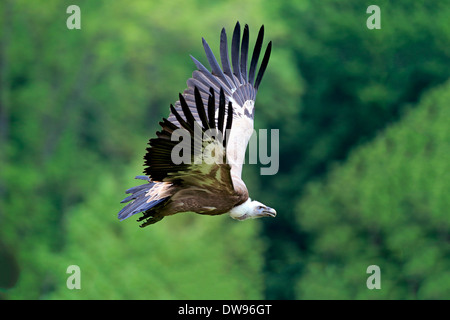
xmin=118 ymin=22 xmax=276 ymax=227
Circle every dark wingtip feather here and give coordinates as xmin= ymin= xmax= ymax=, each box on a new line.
xmin=190 ymin=54 xmax=204 ymax=70
xmin=231 ymin=22 xmax=241 ymax=81
xmin=217 ymin=88 xmax=225 ymax=135
xmin=202 ymin=37 xmax=222 ymax=77
xmin=203 ymin=35 xmax=233 ymax=90
xmin=223 ymin=101 xmax=233 ymax=148
xmin=190 ymin=55 xmax=223 ymax=92
xmin=207 ymin=88 xmax=215 ymax=129
xmin=248 ymin=25 xmax=265 ymax=85
xmin=194 ymin=86 xmax=209 ymax=129
xmin=240 ymin=24 xmax=249 ymax=82
xmin=254 ymin=41 xmax=272 ymax=90
xmin=220 ymin=27 xmax=234 ymax=85
xmin=179 ymin=93 xmax=195 ymax=128
xmin=170 ymin=103 xmax=190 ymax=131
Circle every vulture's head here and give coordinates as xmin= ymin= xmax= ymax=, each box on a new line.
xmin=229 ymin=199 xmax=277 ymax=221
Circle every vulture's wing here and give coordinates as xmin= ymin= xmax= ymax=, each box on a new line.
xmin=168 ymin=22 xmax=272 ymax=179
xmin=144 ymin=88 xmax=236 ymax=195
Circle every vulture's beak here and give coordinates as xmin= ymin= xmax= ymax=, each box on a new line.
xmin=263 ymin=207 xmax=277 ymax=218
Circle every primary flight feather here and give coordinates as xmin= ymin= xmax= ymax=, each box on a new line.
xmin=118 ymin=22 xmax=275 ymax=227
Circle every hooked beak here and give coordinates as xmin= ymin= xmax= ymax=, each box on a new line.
xmin=263 ymin=207 xmax=277 ymax=218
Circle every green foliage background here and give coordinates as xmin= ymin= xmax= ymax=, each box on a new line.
xmin=0 ymin=0 xmax=449 ymax=299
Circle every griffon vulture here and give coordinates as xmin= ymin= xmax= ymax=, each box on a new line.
xmin=118 ymin=22 xmax=275 ymax=227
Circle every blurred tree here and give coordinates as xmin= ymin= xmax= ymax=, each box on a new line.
xmin=40 ymin=169 xmax=265 ymax=300
xmin=0 ymin=0 xmax=291 ymax=299
xmin=295 ymin=81 xmax=450 ymax=299
xmin=259 ymin=0 xmax=450 ymax=298
xmin=1 ymin=0 xmax=449 ymax=300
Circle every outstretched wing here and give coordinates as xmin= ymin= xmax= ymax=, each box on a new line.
xmin=144 ymin=88 xmax=236 ymax=195
xmin=167 ymin=22 xmax=272 ymax=178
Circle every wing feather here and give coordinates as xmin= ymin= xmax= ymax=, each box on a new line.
xmin=220 ymin=28 xmax=237 ymax=88
xmin=165 ymin=22 xmax=271 ymax=179
xmin=202 ymin=38 xmax=233 ymax=91
xmin=217 ymin=88 xmax=226 ymax=134
xmin=255 ymin=41 xmax=272 ymax=90
xmin=194 ymin=86 xmax=210 ymax=129
xmin=231 ymin=22 xmax=242 ymax=83
xmin=248 ymin=25 xmax=264 ymax=86
xmin=144 ymin=88 xmax=234 ymax=186
xmin=207 ymin=88 xmax=216 ymax=129
xmin=240 ymin=24 xmax=249 ymax=83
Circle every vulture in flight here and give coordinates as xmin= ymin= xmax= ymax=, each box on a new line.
xmin=118 ymin=22 xmax=276 ymax=227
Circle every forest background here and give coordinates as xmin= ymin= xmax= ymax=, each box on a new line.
xmin=0 ymin=0 xmax=449 ymax=299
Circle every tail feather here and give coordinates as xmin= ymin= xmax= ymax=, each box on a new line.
xmin=118 ymin=176 xmax=169 ymax=221
xmin=121 ymin=184 xmax=152 ymax=203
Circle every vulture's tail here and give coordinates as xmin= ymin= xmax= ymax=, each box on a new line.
xmin=118 ymin=176 xmax=170 ymax=226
